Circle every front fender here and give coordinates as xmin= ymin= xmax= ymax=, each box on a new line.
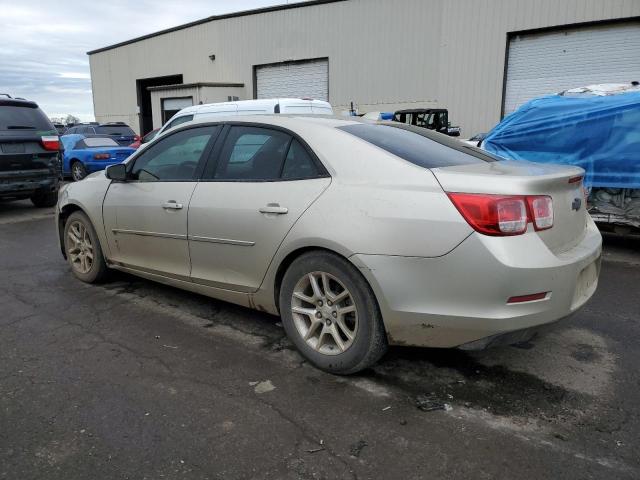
xmin=56 ymin=173 xmax=112 ymax=260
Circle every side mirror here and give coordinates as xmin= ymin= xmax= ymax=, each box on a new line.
xmin=106 ymin=163 xmax=127 ymax=181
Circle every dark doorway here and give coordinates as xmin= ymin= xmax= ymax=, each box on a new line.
xmin=136 ymin=74 xmax=183 ymax=135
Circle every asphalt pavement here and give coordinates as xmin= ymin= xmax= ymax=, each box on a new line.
xmin=1 ymin=200 xmax=639 ymax=479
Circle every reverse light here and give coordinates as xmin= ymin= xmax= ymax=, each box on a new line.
xmin=527 ymin=196 xmax=554 ymax=231
xmin=447 ymin=193 xmax=554 ymax=236
xmin=41 ymin=135 xmax=60 ymax=151
xmin=93 ymin=153 xmax=111 ymax=159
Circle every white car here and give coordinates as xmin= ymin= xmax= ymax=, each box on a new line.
xmin=56 ymin=115 xmax=601 ymax=374
xmin=157 ymin=98 xmax=333 ymax=137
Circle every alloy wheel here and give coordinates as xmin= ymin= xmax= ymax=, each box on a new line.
xmin=72 ymin=163 xmax=85 ymax=181
xmin=67 ymin=221 xmax=94 ymax=274
xmin=291 ymin=271 xmax=358 ymax=355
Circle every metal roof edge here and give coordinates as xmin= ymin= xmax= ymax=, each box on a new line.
xmin=87 ymin=0 xmax=348 ymax=55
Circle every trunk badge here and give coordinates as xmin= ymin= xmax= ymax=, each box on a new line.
xmin=571 ymin=198 xmax=582 ymax=211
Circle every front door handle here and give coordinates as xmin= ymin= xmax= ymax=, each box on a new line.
xmin=162 ymin=201 xmax=183 ymax=210
xmin=259 ymin=204 xmax=288 ymax=215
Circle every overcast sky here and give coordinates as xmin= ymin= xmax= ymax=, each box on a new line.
xmin=0 ymin=1 xmax=302 ymax=121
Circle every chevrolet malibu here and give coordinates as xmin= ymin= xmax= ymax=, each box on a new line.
xmin=56 ymin=116 xmax=602 ymax=374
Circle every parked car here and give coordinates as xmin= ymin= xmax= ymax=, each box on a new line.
xmin=60 ymin=134 xmax=135 ymax=181
xmin=53 ymin=123 xmax=66 ymax=135
xmin=0 ymin=95 xmax=60 ymax=207
xmin=128 ymin=128 xmax=159 ymax=149
xmin=157 ymin=98 xmax=334 ymax=136
xmin=393 ymin=108 xmax=461 ymax=136
xmin=56 ymin=116 xmax=601 ymax=374
xmin=65 ymin=122 xmax=139 ymax=146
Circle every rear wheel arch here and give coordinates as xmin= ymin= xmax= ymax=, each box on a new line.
xmin=273 ymin=246 xmax=379 ymax=314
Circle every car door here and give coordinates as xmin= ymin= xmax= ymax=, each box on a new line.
xmin=188 ymin=124 xmax=331 ymax=292
xmin=102 ymin=125 xmax=221 ymax=279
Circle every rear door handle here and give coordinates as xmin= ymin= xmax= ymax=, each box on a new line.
xmin=162 ymin=201 xmax=183 ymax=210
xmin=259 ymin=204 xmax=288 ymax=215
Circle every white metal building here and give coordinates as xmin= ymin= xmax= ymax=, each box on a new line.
xmin=88 ymin=0 xmax=640 ymax=136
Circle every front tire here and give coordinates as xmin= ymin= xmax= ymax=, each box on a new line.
xmin=279 ymin=251 xmax=387 ymax=374
xmin=63 ymin=211 xmax=108 ymax=283
xmin=71 ymin=161 xmax=87 ymax=181
xmin=30 ymin=190 xmax=58 ymax=208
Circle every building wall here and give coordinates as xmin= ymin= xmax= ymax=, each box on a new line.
xmin=149 ymin=85 xmax=245 ymax=128
xmin=89 ymin=0 xmax=640 ymax=136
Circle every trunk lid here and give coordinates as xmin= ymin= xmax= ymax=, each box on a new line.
xmin=432 ymin=160 xmax=588 ymax=253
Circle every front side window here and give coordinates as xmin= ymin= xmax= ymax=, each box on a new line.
xmin=130 ymin=126 xmax=219 ymax=181
xmin=212 ymin=126 xmax=291 ymax=181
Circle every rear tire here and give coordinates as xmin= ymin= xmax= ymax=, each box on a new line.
xmin=71 ymin=161 xmax=87 ymax=181
xmin=279 ymin=251 xmax=388 ymax=374
xmin=63 ymin=211 xmax=108 ymax=283
xmin=30 ymin=191 xmax=58 ymax=208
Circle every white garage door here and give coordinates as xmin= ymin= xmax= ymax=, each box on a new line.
xmin=256 ymin=59 xmax=328 ymax=101
xmin=504 ymin=23 xmax=640 ymax=115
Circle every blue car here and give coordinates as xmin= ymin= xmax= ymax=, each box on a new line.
xmin=61 ymin=134 xmax=135 ymax=181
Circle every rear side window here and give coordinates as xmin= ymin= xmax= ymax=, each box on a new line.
xmin=282 ymin=139 xmax=319 ymax=179
xmin=338 ymin=123 xmax=498 ymax=168
xmin=213 ymin=126 xmax=291 ymax=181
xmin=0 ymin=104 xmax=55 ymax=132
xmin=95 ymin=125 xmax=135 ymax=136
xmin=81 ymin=137 xmax=119 ymax=148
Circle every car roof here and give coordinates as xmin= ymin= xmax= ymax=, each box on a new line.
xmin=177 ymin=98 xmax=332 ymax=116
xmin=0 ymin=97 xmax=39 ymax=108
xmin=166 ymin=113 xmax=359 ymax=132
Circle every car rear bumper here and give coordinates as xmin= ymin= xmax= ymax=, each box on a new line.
xmin=0 ymin=169 xmax=59 ymax=198
xmin=350 ymin=217 xmax=602 ymax=348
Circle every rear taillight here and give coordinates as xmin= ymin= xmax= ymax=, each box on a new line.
xmin=94 ymin=153 xmax=110 ymax=159
xmin=41 ymin=135 xmax=60 ymax=151
xmin=447 ymin=193 xmax=554 ymax=236
xmin=133 ymin=135 xmax=141 ymax=142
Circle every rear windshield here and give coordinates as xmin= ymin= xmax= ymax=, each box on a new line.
xmin=81 ymin=137 xmax=119 ymax=148
xmin=337 ymin=123 xmax=500 ymax=168
xmin=95 ymin=125 xmax=135 ymax=136
xmin=0 ymin=104 xmax=55 ymax=132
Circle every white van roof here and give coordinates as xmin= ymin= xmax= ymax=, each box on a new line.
xmin=178 ymin=98 xmax=332 ymax=116
xmin=156 ymin=98 xmax=333 ymax=136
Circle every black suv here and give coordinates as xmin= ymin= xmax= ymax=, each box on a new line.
xmin=65 ymin=122 xmax=138 ymax=146
xmin=0 ymin=95 xmax=60 ymax=207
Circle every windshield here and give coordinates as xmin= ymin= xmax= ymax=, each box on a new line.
xmin=338 ymin=123 xmax=499 ymax=169
xmin=82 ymin=137 xmax=120 ymax=148
xmin=0 ymin=104 xmax=55 ymax=132
xmin=95 ymin=125 xmax=135 ymax=136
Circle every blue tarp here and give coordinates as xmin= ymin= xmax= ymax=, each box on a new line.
xmin=483 ymin=91 xmax=640 ymax=188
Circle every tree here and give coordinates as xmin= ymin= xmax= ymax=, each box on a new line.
xmin=64 ymin=114 xmax=81 ymax=126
